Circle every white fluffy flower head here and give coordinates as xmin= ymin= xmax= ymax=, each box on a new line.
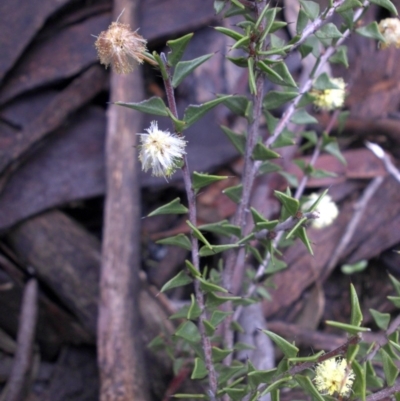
xmin=138 ymin=121 xmax=186 ymax=179
xmin=378 ymin=18 xmax=400 ymax=49
xmin=303 ymin=193 xmax=339 ymax=229
xmin=312 ymin=77 xmax=346 ymax=111
xmin=314 ymin=358 xmax=355 ymax=396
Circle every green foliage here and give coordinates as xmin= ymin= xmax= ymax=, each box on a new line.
xmin=116 ymin=96 xmax=169 ymax=116
xmin=172 ymin=54 xmax=214 ymax=87
xmin=148 ymin=197 xmax=188 ymax=216
xmin=167 ymin=33 xmax=194 ymax=67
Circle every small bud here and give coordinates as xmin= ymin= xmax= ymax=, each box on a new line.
xmin=378 ymin=18 xmax=400 ymax=49
xmin=311 ymin=77 xmax=346 ymax=111
xmin=138 ymin=121 xmax=187 ymax=179
xmin=95 ymin=22 xmax=147 ymax=74
xmin=314 ymin=358 xmax=355 ymax=396
xmin=302 ymin=193 xmax=338 ymax=229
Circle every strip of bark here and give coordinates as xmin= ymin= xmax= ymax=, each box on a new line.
xmin=97 ymin=1 xmax=150 ymax=401
xmin=2 ymin=279 xmax=38 ymax=401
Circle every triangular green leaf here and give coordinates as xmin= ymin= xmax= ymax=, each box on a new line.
xmin=263 ymin=90 xmax=298 ymax=110
xmin=157 ymin=234 xmax=192 ymax=250
xmin=295 ymin=375 xmax=325 ymax=401
xmin=252 ymin=143 xmax=281 ymax=161
xmin=148 ymin=198 xmax=188 ymax=216
xmin=369 ymin=0 xmax=398 ymax=15
xmin=172 ymin=54 xmax=213 ymax=87
xmin=191 ymin=357 xmax=208 ymax=379
xmin=315 ymin=22 xmax=343 ymax=40
xmin=192 ymin=172 xmax=228 ymax=191
xmin=381 ymin=348 xmax=399 ymax=386
xmin=116 ymin=96 xmax=169 ymax=116
xmin=262 ymin=330 xmax=299 ymax=358
xmin=186 ymin=220 xmax=212 ymax=249
xmin=369 ymin=309 xmax=390 ymax=330
xmin=199 ymin=244 xmax=239 ymax=257
xmin=183 ymin=96 xmax=231 ymax=129
xmin=220 ymin=125 xmax=246 ymax=155
xmin=223 ymin=184 xmax=243 ymax=203
xmin=350 ymin=283 xmax=363 ymax=327
xmin=274 ymin=190 xmax=299 ymax=216
xmin=160 ymin=270 xmax=193 ymax=292
xmin=214 ymin=26 xmax=244 ymax=41
xmin=175 ymin=321 xmax=201 ymax=343
xmin=300 ymin=0 xmax=320 ymax=20
xmin=167 ymin=33 xmax=193 ymax=67
xmin=199 ymin=221 xmax=241 ymax=238
xmin=356 ymin=22 xmax=386 ymax=42
xmin=290 ymin=108 xmax=318 ymax=124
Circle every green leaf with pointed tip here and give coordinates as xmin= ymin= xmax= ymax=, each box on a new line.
xmin=260 ymin=377 xmax=293 ymax=397
xmin=389 ymin=274 xmax=400 ymax=296
xmin=187 ymin=294 xmax=202 ymax=320
xmin=220 ymin=125 xmax=246 ymax=155
xmin=350 ymin=283 xmax=363 ymax=327
xmin=288 ymin=351 xmax=324 ymax=363
xmin=206 ymin=292 xmax=242 ymax=308
xmin=214 ymin=26 xmax=244 ymax=41
xmin=369 ymin=0 xmax=398 ymax=15
xmin=262 ymin=330 xmax=299 ymax=358
xmin=329 ymin=45 xmax=349 ymax=67
xmin=370 ymin=309 xmax=390 ymax=330
xmin=252 ymin=143 xmax=281 ymax=161
xmin=191 ymin=357 xmax=208 ymax=379
xmin=219 ymin=95 xmax=249 ymax=117
xmin=156 ymin=234 xmax=192 ymax=250
xmin=337 ymin=0 xmax=363 ymax=12
xmin=262 ymin=61 xmax=298 ymax=88
xmin=352 ymin=360 xmax=366 ymax=401
xmin=197 ymin=277 xmax=228 ymax=293
xmin=210 ymin=310 xmax=232 ymax=327
xmin=295 ymin=375 xmax=325 ymax=401
xmin=388 ymin=296 xmax=400 ymax=308
xmin=259 ymin=7 xmax=278 ymax=43
xmin=290 ymin=109 xmax=318 ymax=124
xmin=315 ymin=22 xmax=343 ymax=40
xmin=286 ymin=217 xmax=307 ymax=240
xmin=116 ymin=96 xmax=169 ymax=116
xmin=248 ymin=369 xmax=278 ymax=387
xmin=183 ymin=96 xmax=231 ymax=129
xmin=314 ymin=72 xmax=343 ymax=90
xmin=248 ymin=57 xmax=256 ymax=95
xmin=185 ymin=260 xmax=201 ymax=278
xmin=258 ymin=60 xmax=283 ymax=82
xmin=148 ymin=198 xmax=188 ymax=216
xmin=172 ymin=54 xmax=213 ymax=87
xmin=199 ymin=221 xmax=241 ymax=238
xmin=212 ymin=346 xmax=232 ymax=363
xmin=167 ymin=33 xmax=193 ymax=67
xmin=175 ymin=321 xmax=201 ymax=343
xmin=251 ymin=207 xmax=268 ymax=225
xmin=325 ymin=321 xmax=370 ymax=334
xmin=300 ymin=1 xmax=320 ymax=20
xmin=186 ymin=220 xmax=212 ymax=249
xmin=203 ymin=320 xmax=215 ymax=336
xmin=356 ymin=22 xmax=386 ymax=42
xmin=192 ymin=172 xmax=228 ymax=191
xmin=323 ymin=135 xmax=346 ymax=164
xmin=381 ymin=348 xmax=399 ymax=386
xmin=214 ymin=0 xmax=225 ymax=13
xmin=173 ymin=394 xmax=206 ymax=399
xmin=296 ymin=227 xmax=314 ymax=255
xmin=223 ymin=184 xmax=243 ymax=203
xmin=199 ymin=244 xmax=239 ymax=257
xmin=274 ymin=191 xmax=299 ymax=216
xmin=297 ymin=8 xmax=309 ymax=34
xmin=263 ymin=91 xmax=298 ymax=110
xmin=160 ymin=270 xmax=193 ymax=292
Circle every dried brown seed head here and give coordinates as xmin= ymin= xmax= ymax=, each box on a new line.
xmin=95 ymin=22 xmax=147 ymax=74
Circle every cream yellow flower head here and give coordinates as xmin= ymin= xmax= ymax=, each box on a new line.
xmin=314 ymin=358 xmax=355 ymax=396
xmin=95 ymin=21 xmax=148 ymax=74
xmin=138 ymin=121 xmax=187 ymax=179
xmin=312 ymin=77 xmax=346 ymax=111
xmin=378 ymin=18 xmax=400 ymax=49
xmin=302 ymin=193 xmax=338 ymax=229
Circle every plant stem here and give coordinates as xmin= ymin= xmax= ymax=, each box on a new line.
xmin=161 ymin=54 xmax=218 ymax=396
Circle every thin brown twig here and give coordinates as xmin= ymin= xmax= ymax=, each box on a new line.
xmin=2 ymin=279 xmax=38 ymax=401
